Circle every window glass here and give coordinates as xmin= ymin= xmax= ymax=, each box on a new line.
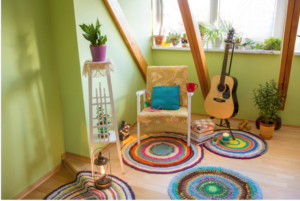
xmin=162 ymin=0 xmax=210 ymax=36
xmin=296 ymin=18 xmax=300 ymax=50
xmin=219 ymin=0 xmax=276 ymax=40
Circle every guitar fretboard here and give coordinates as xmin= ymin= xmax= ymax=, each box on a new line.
xmin=220 ymin=43 xmax=230 ymax=85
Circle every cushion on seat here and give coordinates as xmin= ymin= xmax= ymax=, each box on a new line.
xmin=138 ymin=106 xmax=188 ymax=124
xmin=146 ymin=66 xmax=188 ymax=107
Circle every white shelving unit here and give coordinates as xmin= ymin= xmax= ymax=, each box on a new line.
xmin=83 ymin=59 xmax=124 ymax=176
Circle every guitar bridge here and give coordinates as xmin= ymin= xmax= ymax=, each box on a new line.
xmin=214 ymin=98 xmax=225 ymax=103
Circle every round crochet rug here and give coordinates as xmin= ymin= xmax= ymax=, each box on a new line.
xmin=44 ymin=171 xmax=135 ymax=200
xmin=168 ymin=166 xmax=263 ymax=200
xmin=122 ymin=133 xmax=203 ymax=174
xmin=203 ymin=129 xmax=267 ymax=159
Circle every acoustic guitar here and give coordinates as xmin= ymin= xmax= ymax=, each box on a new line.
xmin=204 ymin=28 xmax=239 ymax=119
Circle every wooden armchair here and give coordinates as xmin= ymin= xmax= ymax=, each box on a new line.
xmin=136 ymin=66 xmax=194 ymax=146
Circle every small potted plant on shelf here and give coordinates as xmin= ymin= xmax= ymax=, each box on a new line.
xmin=242 ymin=38 xmax=255 ymax=50
xmin=252 ymin=79 xmax=284 ymax=140
xmin=238 ymin=43 xmax=244 ymax=50
xmin=153 ymin=0 xmax=164 ymax=45
xmin=79 ymin=18 xmax=107 ymax=62
xmin=181 ymin=33 xmax=188 ymax=47
xmin=198 ymin=21 xmax=209 ymax=41
xmin=234 ymin=35 xmax=242 ymax=49
xmin=220 ymin=20 xmax=234 ymax=49
xmin=201 ymin=23 xmax=224 ymax=48
xmin=212 ymin=137 xmax=218 ymax=145
xmin=264 ymin=37 xmax=281 ymax=50
xmin=96 ymin=106 xmax=111 ymax=137
xmin=165 ymin=32 xmax=181 ymax=46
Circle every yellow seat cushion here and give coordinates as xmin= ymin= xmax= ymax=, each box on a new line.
xmin=138 ymin=106 xmax=188 ymax=124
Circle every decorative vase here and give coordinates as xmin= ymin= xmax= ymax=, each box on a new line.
xmin=260 ymin=122 xmax=275 ymax=140
xmin=153 ymin=35 xmax=164 ymax=45
xmin=245 ymin=44 xmax=251 ymax=50
xmin=181 ymin=37 xmax=188 ymax=47
xmin=90 ymin=45 xmax=106 ymax=62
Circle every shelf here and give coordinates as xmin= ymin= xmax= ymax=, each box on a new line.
xmin=93 ymin=130 xmax=117 ymax=144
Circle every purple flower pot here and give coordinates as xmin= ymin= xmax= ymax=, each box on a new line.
xmin=90 ymin=45 xmax=106 ymax=62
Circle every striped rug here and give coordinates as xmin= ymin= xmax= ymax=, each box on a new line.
xmin=44 ymin=171 xmax=135 ymax=200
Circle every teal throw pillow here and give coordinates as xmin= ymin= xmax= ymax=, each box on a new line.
xmin=151 ymin=86 xmax=180 ymax=110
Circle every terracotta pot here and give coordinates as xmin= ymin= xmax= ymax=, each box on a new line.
xmin=172 ymin=41 xmax=179 ymax=46
xmin=260 ymin=122 xmax=275 ymax=140
xmin=153 ymin=35 xmax=164 ymax=45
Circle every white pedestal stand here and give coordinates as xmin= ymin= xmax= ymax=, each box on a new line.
xmin=82 ymin=59 xmax=124 ymax=176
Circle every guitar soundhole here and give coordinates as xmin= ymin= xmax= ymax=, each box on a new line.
xmin=217 ymin=83 xmax=226 ymax=92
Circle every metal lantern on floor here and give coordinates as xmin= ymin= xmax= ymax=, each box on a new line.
xmin=93 ymin=151 xmax=112 ymax=189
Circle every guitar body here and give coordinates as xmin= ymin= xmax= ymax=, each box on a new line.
xmin=204 ymin=75 xmax=239 ymax=119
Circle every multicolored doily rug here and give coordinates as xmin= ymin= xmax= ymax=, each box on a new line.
xmin=168 ymin=166 xmax=263 ymax=200
xmin=44 ymin=171 xmax=135 ymax=200
xmin=203 ymin=129 xmax=267 ymax=159
xmin=122 ymin=133 xmax=203 ymax=174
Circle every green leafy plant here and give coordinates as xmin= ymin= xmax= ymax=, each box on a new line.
xmin=252 ymin=80 xmax=284 ymax=125
xmin=251 ymin=43 xmax=265 ymax=50
xmin=213 ymin=137 xmax=218 ymax=142
xmin=183 ymin=33 xmax=187 ymax=38
xmin=79 ymin=18 xmax=107 ymax=45
xmin=242 ymin=38 xmax=255 ymax=46
xmin=165 ymin=32 xmax=181 ymax=45
xmin=96 ymin=106 xmax=111 ymax=125
xmin=297 ymin=35 xmax=300 ymax=37
xmin=234 ymin=35 xmax=242 ymax=43
xmin=219 ymin=19 xmax=233 ymax=34
xmin=199 ymin=22 xmax=224 ymax=48
xmin=265 ymin=37 xmax=281 ymax=50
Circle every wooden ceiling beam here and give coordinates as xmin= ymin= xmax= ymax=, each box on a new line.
xmin=278 ymin=0 xmax=300 ymax=110
xmin=177 ymin=0 xmax=210 ymax=99
xmin=103 ymin=0 xmax=147 ymax=81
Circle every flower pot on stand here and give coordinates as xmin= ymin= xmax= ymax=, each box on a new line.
xmin=90 ymin=45 xmax=106 ymax=62
xmin=260 ymin=122 xmax=275 ymax=140
xmin=153 ymin=35 xmax=164 ymax=46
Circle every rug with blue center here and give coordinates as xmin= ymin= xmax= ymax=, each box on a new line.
xmin=122 ymin=133 xmax=203 ymax=174
xmin=168 ymin=166 xmax=263 ymax=200
xmin=203 ymin=129 xmax=268 ymax=159
xmin=44 ymin=171 xmax=135 ymax=200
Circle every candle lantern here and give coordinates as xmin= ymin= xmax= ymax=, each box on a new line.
xmin=93 ymin=152 xmax=112 ymax=189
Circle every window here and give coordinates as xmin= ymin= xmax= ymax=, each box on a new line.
xmin=296 ymin=17 xmax=300 ymax=51
xmin=153 ymin=0 xmax=287 ymax=44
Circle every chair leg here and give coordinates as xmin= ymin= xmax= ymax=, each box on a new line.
xmin=137 ymin=122 xmax=141 ymax=145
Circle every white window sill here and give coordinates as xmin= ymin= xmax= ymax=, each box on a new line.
xmin=152 ymin=46 xmax=300 ymax=56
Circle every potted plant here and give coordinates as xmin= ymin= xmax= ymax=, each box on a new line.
xmin=96 ymin=106 xmax=111 ymax=137
xmin=265 ymin=37 xmax=281 ymax=50
xmin=79 ymin=18 xmax=107 ymax=62
xmin=153 ymin=0 xmax=164 ymax=45
xmin=220 ymin=20 xmax=234 ymax=49
xmin=181 ymin=33 xmax=188 ymax=47
xmin=212 ymin=137 xmax=218 ymax=145
xmin=242 ymin=38 xmax=255 ymax=50
xmin=238 ymin=43 xmax=244 ymax=50
xmin=234 ymin=35 xmax=242 ymax=49
xmin=201 ymin=23 xmax=224 ymax=48
xmin=198 ymin=21 xmax=209 ymax=41
xmin=165 ymin=32 xmax=181 ymax=46
xmin=252 ymin=79 xmax=284 ymax=140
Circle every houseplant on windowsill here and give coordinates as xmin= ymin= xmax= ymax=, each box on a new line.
xmin=242 ymin=38 xmax=255 ymax=50
xmin=96 ymin=106 xmax=111 ymax=137
xmin=79 ymin=18 xmax=107 ymax=62
xmin=201 ymin=23 xmax=224 ymax=49
xmin=165 ymin=32 xmax=181 ymax=46
xmin=264 ymin=37 xmax=281 ymax=50
xmin=238 ymin=43 xmax=244 ymax=50
xmin=234 ymin=35 xmax=242 ymax=49
xmin=252 ymin=79 xmax=284 ymax=140
xmin=153 ymin=0 xmax=164 ymax=45
xmin=181 ymin=33 xmax=188 ymax=47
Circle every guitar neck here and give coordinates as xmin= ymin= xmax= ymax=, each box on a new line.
xmin=220 ymin=43 xmax=230 ymax=84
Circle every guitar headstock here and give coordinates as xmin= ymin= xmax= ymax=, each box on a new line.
xmin=226 ymin=28 xmax=235 ymax=43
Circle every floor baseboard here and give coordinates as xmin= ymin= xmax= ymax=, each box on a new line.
xmin=13 ymin=163 xmax=63 ymax=200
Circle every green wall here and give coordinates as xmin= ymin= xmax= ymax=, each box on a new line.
xmin=153 ymin=50 xmax=300 ymax=126
xmin=73 ymin=0 xmax=152 ymax=154
xmin=1 ymin=0 xmax=65 ymax=199
xmin=48 ymin=0 xmax=89 ymax=157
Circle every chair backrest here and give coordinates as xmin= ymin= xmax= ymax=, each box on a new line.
xmin=146 ymin=66 xmax=188 ymax=107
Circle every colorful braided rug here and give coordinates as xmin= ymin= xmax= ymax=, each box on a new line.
xmin=168 ymin=166 xmax=263 ymax=200
xmin=44 ymin=171 xmax=135 ymax=200
xmin=203 ymin=129 xmax=268 ymax=159
xmin=122 ymin=133 xmax=203 ymax=174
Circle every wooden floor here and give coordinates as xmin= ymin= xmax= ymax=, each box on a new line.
xmin=24 ymin=114 xmax=300 ymax=200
